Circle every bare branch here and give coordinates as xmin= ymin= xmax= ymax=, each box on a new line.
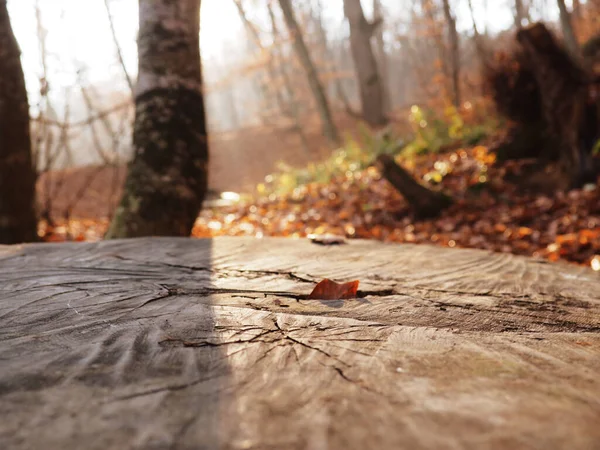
xmin=32 ymin=101 xmax=132 ymax=129
xmin=103 ymin=0 xmax=135 ymax=94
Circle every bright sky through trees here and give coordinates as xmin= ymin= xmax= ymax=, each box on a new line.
xmin=7 ymin=0 xmax=560 ymax=106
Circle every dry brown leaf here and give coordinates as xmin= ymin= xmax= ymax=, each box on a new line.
xmin=308 ymin=278 xmax=359 ymax=300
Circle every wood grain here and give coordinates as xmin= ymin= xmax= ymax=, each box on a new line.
xmin=0 ymin=237 xmax=599 ymax=450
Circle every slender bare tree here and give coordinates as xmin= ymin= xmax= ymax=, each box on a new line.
xmin=343 ymin=0 xmax=387 ymax=126
xmin=233 ymin=0 xmax=284 ymax=125
xmin=420 ymin=0 xmax=450 ymax=98
xmin=442 ymin=0 xmax=461 ymax=107
xmin=557 ymin=0 xmax=582 ymax=62
xmin=0 ymin=0 xmax=38 ymax=243
xmin=514 ymin=0 xmax=530 ymax=28
xmin=106 ymin=0 xmax=208 ymax=238
xmin=267 ymin=2 xmax=310 ymax=153
xmin=278 ymin=0 xmax=340 ymax=145
xmin=373 ymin=0 xmax=390 ymax=114
xmin=311 ymin=0 xmax=354 ymax=113
xmin=103 ymin=0 xmax=134 ymax=94
xmin=572 ymin=0 xmax=582 ymax=23
xmin=467 ymin=0 xmax=486 ymax=61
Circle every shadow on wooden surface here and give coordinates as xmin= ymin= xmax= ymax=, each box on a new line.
xmin=0 ymin=239 xmax=236 ymax=448
xmin=0 ymin=237 xmax=599 ymax=449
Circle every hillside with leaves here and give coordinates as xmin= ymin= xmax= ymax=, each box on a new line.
xmin=192 ymin=145 xmax=600 ymax=269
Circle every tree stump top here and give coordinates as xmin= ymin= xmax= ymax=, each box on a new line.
xmin=1 ymin=237 xmax=599 ymax=449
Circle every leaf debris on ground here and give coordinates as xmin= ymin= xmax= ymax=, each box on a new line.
xmin=38 ymin=146 xmax=600 ymax=270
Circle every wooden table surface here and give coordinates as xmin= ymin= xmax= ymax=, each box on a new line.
xmin=0 ymin=237 xmax=599 ymax=449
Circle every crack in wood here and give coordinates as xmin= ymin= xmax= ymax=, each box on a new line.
xmin=327 ymin=364 xmax=400 ymax=401
xmin=110 ymin=372 xmax=226 ymax=402
xmin=272 ymin=318 xmax=352 ymax=368
xmin=117 ymin=256 xmax=320 ymax=285
xmin=158 ymin=327 xmax=281 ymax=348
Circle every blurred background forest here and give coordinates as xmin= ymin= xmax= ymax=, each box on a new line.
xmin=2 ymin=0 xmax=600 ymax=268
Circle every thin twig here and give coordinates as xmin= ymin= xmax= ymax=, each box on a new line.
xmin=31 ymin=101 xmax=131 ymax=128
xmin=103 ymin=0 xmax=135 ymax=94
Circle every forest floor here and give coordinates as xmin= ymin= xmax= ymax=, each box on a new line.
xmin=36 ymin=114 xmax=600 ymax=271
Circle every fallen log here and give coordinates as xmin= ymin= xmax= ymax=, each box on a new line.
xmin=1 ymin=236 xmax=599 ymax=449
xmin=376 ymin=153 xmax=453 ymax=217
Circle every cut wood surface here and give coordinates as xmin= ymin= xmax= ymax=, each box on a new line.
xmin=0 ymin=237 xmax=599 ymax=450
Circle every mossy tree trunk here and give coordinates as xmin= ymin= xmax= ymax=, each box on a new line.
xmin=106 ymin=0 xmax=208 ymax=238
xmin=0 ymin=1 xmax=38 ymax=244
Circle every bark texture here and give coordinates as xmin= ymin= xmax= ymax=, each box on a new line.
xmin=343 ymin=0 xmax=387 ymax=126
xmin=106 ymin=0 xmax=208 ymax=238
xmin=0 ymin=1 xmax=38 ymax=244
xmin=278 ymin=0 xmax=340 ymax=146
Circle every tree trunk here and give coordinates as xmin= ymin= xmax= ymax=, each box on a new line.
xmin=556 ymin=0 xmax=583 ymax=62
xmin=442 ymin=0 xmax=461 ymax=108
xmin=278 ymin=0 xmax=340 ymax=146
xmin=376 ymin=154 xmax=453 ymax=218
xmin=236 ymin=0 xmax=310 ymax=153
xmin=106 ymin=0 xmax=208 ymax=238
xmin=421 ymin=0 xmax=450 ymax=101
xmin=467 ymin=0 xmax=487 ymax=62
xmin=514 ymin=0 xmax=529 ymax=28
xmin=311 ymin=0 xmax=355 ymax=115
xmin=267 ymin=2 xmax=310 ymax=154
xmin=343 ymin=0 xmax=387 ymax=127
xmin=372 ymin=0 xmax=390 ymax=114
xmin=572 ymin=0 xmax=581 ymax=24
xmin=0 ymin=1 xmax=38 ymax=244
